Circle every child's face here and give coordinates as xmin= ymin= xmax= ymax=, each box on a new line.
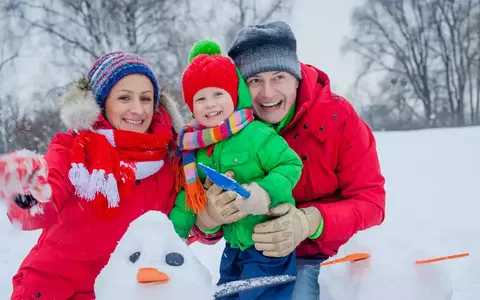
xmin=192 ymin=87 xmax=235 ymax=127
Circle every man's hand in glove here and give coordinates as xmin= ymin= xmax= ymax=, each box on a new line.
xmin=252 ymin=203 xmax=323 ymax=257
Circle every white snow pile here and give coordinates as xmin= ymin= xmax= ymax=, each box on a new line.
xmin=1 ymin=126 xmax=479 ymax=299
xmin=319 ymin=224 xmax=458 ymax=300
xmin=319 ymin=126 xmax=480 ymax=300
xmin=94 ymin=210 xmax=214 ymax=300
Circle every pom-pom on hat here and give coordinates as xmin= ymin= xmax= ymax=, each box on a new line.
xmin=181 ymin=40 xmax=239 ymax=113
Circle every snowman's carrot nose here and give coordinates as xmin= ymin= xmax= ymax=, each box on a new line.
xmin=415 ymin=252 xmax=469 ymax=264
xmin=137 ymin=268 xmax=169 ymax=283
xmin=320 ymin=253 xmax=371 ymax=266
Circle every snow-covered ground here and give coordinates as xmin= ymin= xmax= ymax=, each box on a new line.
xmin=1 ymin=126 xmax=479 ymax=299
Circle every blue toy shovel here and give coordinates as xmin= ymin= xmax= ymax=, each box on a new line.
xmin=198 ymin=163 xmax=251 ymax=198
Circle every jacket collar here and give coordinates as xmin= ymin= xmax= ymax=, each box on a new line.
xmin=282 ymin=63 xmax=345 ymax=141
xmin=282 ymin=63 xmax=331 ymax=133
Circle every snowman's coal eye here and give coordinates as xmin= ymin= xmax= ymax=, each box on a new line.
xmin=129 ymin=251 xmax=141 ymax=263
xmin=165 ymin=252 xmax=184 ymax=266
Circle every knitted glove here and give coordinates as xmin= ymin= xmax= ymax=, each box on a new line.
xmin=189 ymin=225 xmax=223 ymax=245
xmin=234 ymin=182 xmax=271 ymax=215
xmin=195 ymin=171 xmax=247 ymax=231
xmin=0 ymin=150 xmax=52 ymax=206
xmin=252 ymin=203 xmax=323 ymax=258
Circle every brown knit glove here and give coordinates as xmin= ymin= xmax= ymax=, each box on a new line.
xmin=252 ymin=203 xmax=322 ymax=257
xmin=195 ymin=171 xmax=248 ymax=230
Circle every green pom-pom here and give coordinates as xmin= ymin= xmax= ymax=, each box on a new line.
xmin=188 ymin=40 xmax=222 ymax=63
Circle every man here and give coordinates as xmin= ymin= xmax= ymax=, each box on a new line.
xmin=192 ymin=21 xmax=386 ymax=299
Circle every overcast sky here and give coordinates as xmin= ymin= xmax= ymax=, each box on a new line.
xmin=291 ymin=0 xmax=362 ymax=97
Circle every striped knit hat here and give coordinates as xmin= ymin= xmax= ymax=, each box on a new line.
xmin=87 ymin=51 xmax=160 ymax=107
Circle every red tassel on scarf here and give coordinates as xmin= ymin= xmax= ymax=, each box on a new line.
xmin=68 ymin=128 xmax=171 ymax=218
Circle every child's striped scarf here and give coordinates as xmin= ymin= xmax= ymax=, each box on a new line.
xmin=177 ymin=109 xmax=254 ymax=213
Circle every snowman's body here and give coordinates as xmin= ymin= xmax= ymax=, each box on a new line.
xmin=94 ymin=210 xmax=214 ymax=299
xmin=319 ymin=224 xmax=454 ymax=300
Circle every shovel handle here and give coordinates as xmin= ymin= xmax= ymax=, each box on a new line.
xmin=235 ymin=186 xmax=251 ymax=198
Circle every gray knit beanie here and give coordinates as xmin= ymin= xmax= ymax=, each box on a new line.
xmin=227 ymin=21 xmax=302 ymax=80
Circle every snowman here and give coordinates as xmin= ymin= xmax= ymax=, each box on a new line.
xmin=94 ymin=210 xmax=214 ymax=299
xmin=319 ymin=224 xmax=455 ymax=300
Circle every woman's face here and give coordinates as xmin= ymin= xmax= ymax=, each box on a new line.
xmin=104 ymin=74 xmax=154 ymax=133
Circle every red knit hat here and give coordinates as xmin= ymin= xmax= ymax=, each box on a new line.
xmin=182 ymin=40 xmax=239 ymax=112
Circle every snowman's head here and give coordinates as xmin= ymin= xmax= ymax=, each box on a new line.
xmin=94 ymin=211 xmax=213 ymax=300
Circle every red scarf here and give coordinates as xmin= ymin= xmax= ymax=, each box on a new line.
xmin=68 ymin=115 xmax=173 ymax=214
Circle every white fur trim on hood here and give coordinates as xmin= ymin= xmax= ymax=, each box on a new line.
xmin=158 ymin=89 xmax=185 ymax=134
xmin=59 ymin=77 xmax=100 ymax=132
xmin=59 ymin=77 xmax=186 ymax=133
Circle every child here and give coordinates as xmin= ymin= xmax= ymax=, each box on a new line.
xmin=169 ymin=40 xmax=303 ymax=299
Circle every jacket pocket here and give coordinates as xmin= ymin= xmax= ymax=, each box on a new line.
xmin=219 ymin=151 xmax=262 ymax=184
xmin=219 ymin=151 xmax=250 ymax=167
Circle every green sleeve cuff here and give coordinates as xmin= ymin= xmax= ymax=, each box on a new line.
xmin=200 ymin=225 xmax=221 ymax=234
xmin=308 ymin=217 xmax=324 ymax=240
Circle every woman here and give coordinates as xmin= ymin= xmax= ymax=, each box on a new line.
xmin=0 ymin=51 xmax=184 ymax=299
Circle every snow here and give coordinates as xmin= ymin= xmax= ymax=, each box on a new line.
xmin=94 ymin=210 xmax=213 ymax=299
xmin=1 ymin=125 xmax=479 ymax=299
xmin=320 ymin=126 xmax=480 ymax=300
xmin=319 ymin=225 xmax=456 ymax=300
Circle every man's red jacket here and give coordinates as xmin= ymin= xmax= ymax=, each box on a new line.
xmin=193 ymin=63 xmax=386 ymax=258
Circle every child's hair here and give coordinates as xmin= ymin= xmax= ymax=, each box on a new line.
xmin=181 ymin=40 xmax=239 ymax=113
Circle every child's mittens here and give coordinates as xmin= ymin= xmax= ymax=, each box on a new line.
xmin=0 ymin=149 xmax=52 ymax=205
xmin=235 ymin=182 xmax=271 ymax=215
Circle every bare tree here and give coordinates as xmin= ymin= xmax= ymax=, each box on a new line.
xmin=0 ymin=5 xmax=31 ymax=153
xmin=4 ymin=0 xmax=200 ymax=90
xmin=344 ymin=0 xmax=480 ymax=129
xmin=221 ymin=0 xmax=293 ymax=48
xmin=0 ymin=89 xmax=66 ymax=154
xmin=24 ymin=105 xmax=65 ymax=153
xmin=0 ymin=1 xmax=31 ymax=85
xmin=0 ymin=97 xmax=27 ymax=153
xmin=0 ymin=0 xmax=295 ymax=151
xmin=343 ymin=0 xmax=440 ymax=127
xmin=430 ymin=0 xmax=480 ymax=126
xmin=473 ymin=6 xmax=480 ymax=125
xmin=0 ymin=4 xmax=26 ymax=71
xmin=354 ymin=75 xmax=428 ymax=130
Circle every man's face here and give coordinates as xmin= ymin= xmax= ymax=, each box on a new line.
xmin=246 ymin=71 xmax=298 ymax=124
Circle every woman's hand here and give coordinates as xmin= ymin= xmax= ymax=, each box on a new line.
xmin=252 ymin=203 xmax=323 ymax=257
xmin=0 ymin=150 xmax=51 ymax=205
xmin=195 ymin=171 xmax=248 ymax=230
